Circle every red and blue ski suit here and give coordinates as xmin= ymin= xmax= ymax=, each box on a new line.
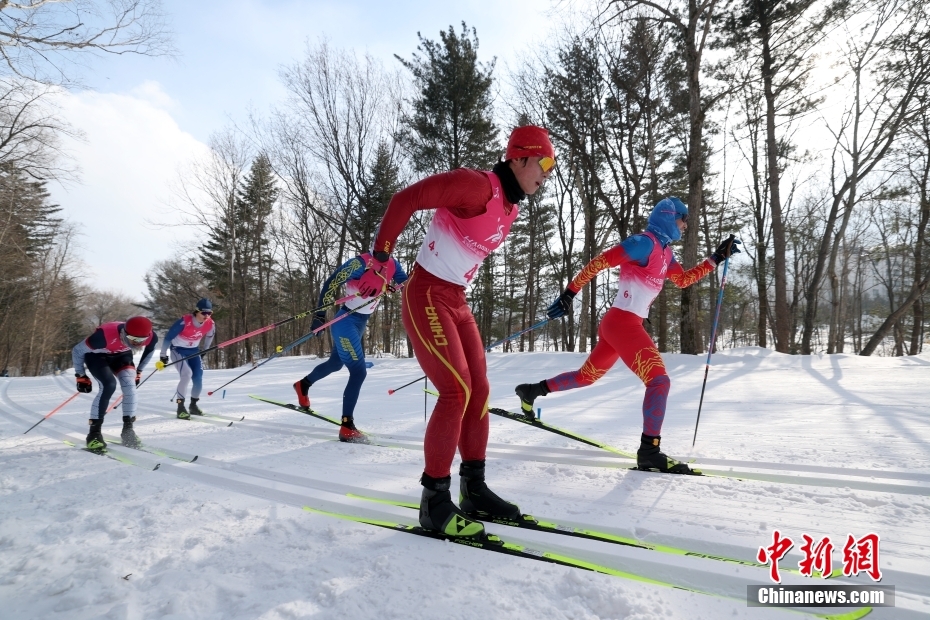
xmin=373 ymin=168 xmax=517 ymax=479
xmin=302 ymin=254 xmax=407 ymax=421
xmin=546 ymin=233 xmax=717 ymax=436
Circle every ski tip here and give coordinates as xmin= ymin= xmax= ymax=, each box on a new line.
xmin=153 ymin=463 xmax=161 ymax=471
xmin=191 ymin=455 xmax=199 ymax=462
xmin=226 ymin=421 xmax=233 ymax=427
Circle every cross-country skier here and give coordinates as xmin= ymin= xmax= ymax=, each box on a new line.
xmin=72 ymin=316 xmax=158 ymax=450
xmin=293 ymin=254 xmax=407 ymax=443
xmin=514 ymin=197 xmax=740 ymax=474
xmin=355 ymin=125 xmax=555 ymax=538
xmin=158 ymin=298 xmax=216 ymax=420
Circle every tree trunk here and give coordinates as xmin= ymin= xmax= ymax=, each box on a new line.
xmin=860 ymin=274 xmax=930 ymax=355
xmin=680 ymin=2 xmax=705 ymax=355
xmin=760 ymin=19 xmax=790 ymax=353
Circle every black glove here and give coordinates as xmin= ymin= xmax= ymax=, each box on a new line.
xmin=712 ymin=235 xmax=741 ymax=264
xmin=547 ymin=289 xmax=577 ymax=319
xmin=76 ymin=374 xmax=92 ymax=393
xmin=311 ymin=311 xmax=327 ymax=332
xmin=135 ymin=370 xmax=142 ymax=386
xmin=159 ymin=355 xmax=170 ymax=366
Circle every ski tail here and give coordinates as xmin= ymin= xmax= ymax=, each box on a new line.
xmin=301 ymin=504 xmax=871 ymax=619
xmin=303 ymin=506 xmax=668 ymax=584
xmin=344 ymin=492 xmax=842 ymax=579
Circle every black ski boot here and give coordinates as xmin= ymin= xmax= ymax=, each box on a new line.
xmin=459 ymin=460 xmax=521 ymax=519
xmin=419 ymin=473 xmax=485 ymax=538
xmin=86 ymin=419 xmax=106 ymax=451
xmin=176 ymin=398 xmax=190 ymax=420
xmin=514 ymin=380 xmax=549 ymax=420
xmin=189 ymin=398 xmax=204 ymax=416
xmin=636 ymin=434 xmax=699 ymax=474
xmin=120 ymin=416 xmax=142 ymax=448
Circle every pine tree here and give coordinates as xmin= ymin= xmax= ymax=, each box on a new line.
xmin=396 ymin=22 xmax=500 ymax=174
xmin=351 ymin=140 xmax=403 ymax=252
xmin=0 ymin=164 xmax=79 ymax=375
xmin=200 ymin=153 xmax=278 ymax=365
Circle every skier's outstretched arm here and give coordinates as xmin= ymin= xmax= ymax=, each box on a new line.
xmin=546 ymin=238 xmax=650 ymax=319
xmin=159 ymin=318 xmax=185 ymax=358
xmin=667 ymin=236 xmax=741 ymax=289
xmin=357 ymin=169 xmax=493 ymax=298
xmin=137 ymin=332 xmax=159 ymax=372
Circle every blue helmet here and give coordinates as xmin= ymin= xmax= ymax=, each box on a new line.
xmin=646 ymin=197 xmax=688 ymax=244
xmin=196 ymin=298 xmax=212 ymax=312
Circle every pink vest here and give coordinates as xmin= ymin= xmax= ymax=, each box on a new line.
xmin=612 ymin=232 xmax=672 ymax=318
xmin=90 ymin=322 xmax=153 ymax=354
xmin=172 ymin=314 xmax=214 ymax=348
xmin=415 ymin=172 xmax=518 ymax=285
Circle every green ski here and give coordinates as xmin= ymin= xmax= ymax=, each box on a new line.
xmin=488 ymin=407 xmax=636 ymax=458
xmin=303 ymin=505 xmax=867 ymax=619
xmin=347 ymin=492 xmax=841 ymax=578
xmin=108 ymin=437 xmax=198 ymax=463
xmin=63 ymin=440 xmax=160 ymax=470
xmin=249 ymin=394 xmax=341 ymax=426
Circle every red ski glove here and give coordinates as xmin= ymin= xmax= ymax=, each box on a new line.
xmin=76 ymin=374 xmax=93 ymax=393
xmin=356 ymin=253 xmax=396 ymax=298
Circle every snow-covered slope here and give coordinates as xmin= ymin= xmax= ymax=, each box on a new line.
xmin=1 ymin=350 xmax=928 ymax=619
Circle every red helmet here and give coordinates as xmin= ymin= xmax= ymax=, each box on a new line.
xmin=124 ymin=316 xmax=152 ymax=341
xmin=505 ymin=125 xmax=555 ymax=161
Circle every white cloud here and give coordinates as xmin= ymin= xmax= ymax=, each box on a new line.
xmin=129 ymin=80 xmax=181 ymax=111
xmin=47 ymin=83 xmax=210 ymax=299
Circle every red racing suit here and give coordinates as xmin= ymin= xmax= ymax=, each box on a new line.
xmin=374 ymin=168 xmax=516 ymax=478
xmin=546 ymin=234 xmax=717 ymax=436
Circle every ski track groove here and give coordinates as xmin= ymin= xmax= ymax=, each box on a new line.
xmin=45 ymin=373 xmax=928 ymax=491
xmin=3 ymin=378 xmax=929 ymax=605
xmin=0 ymin=401 xmax=907 ymax=616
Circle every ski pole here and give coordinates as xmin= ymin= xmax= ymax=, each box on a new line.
xmin=692 ymin=235 xmax=735 ymax=447
xmin=484 ymin=317 xmax=552 ymax=352
xmin=104 ymin=366 xmax=159 ymax=413
xmin=136 ymin=368 xmax=158 ymax=389
xmin=154 ymin=293 xmax=359 ymax=371
xmin=206 ymin=289 xmax=394 ymax=395
xmin=388 ymin=317 xmax=552 ymax=394
xmin=23 ymin=392 xmax=80 ymax=434
xmin=388 ymin=375 xmax=425 ymax=395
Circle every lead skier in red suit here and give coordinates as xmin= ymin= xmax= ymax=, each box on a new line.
xmin=356 ymin=125 xmax=555 ymax=538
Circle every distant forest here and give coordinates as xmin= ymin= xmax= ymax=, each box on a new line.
xmin=3 ymin=0 xmax=929 ymax=375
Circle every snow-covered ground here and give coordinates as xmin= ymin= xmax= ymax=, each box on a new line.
xmin=1 ymin=348 xmax=928 ymax=619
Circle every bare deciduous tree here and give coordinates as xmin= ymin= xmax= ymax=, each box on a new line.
xmin=0 ymin=0 xmax=172 ymax=86
xmin=0 ymin=79 xmax=79 ymax=180
xmin=803 ymin=0 xmax=930 ymax=354
xmin=276 ymin=40 xmax=404 ymax=262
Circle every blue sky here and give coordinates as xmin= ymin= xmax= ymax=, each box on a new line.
xmin=47 ymin=0 xmax=561 ymax=298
